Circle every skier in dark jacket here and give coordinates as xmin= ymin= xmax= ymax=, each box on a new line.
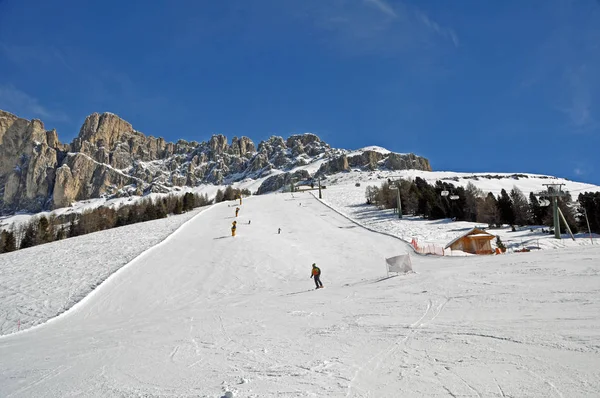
xmin=310 ymin=263 xmax=323 ymax=289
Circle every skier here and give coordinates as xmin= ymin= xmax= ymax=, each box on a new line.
xmin=235 ymin=207 xmax=240 ymax=217
xmin=231 ymin=220 xmax=237 ymax=237
xmin=248 ymin=220 xmax=251 ymax=225
xmin=310 ymin=263 xmax=323 ymax=289
xmin=278 ymin=228 xmax=281 ymax=234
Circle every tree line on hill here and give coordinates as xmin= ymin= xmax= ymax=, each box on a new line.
xmin=0 ymin=186 xmax=251 ymax=254
xmin=365 ymin=177 xmax=600 ymax=234
xmin=577 ymin=191 xmax=600 ymax=234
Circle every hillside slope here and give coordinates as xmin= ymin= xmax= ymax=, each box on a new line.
xmin=1 ymin=192 xmax=599 ymax=397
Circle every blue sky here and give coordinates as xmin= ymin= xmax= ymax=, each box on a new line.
xmin=0 ymin=0 xmax=599 ymax=184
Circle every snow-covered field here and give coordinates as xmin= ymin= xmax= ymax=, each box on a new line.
xmin=325 ymin=168 xmax=600 ymax=197
xmin=1 ymin=190 xmax=600 ymax=397
xmin=321 ymin=183 xmax=599 ymax=255
xmin=0 ymin=208 xmax=204 ymax=335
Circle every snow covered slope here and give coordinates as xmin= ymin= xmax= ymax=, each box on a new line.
xmin=1 ymin=191 xmax=599 ymax=397
xmin=0 ymin=208 xmax=204 ymax=335
xmin=3 ymin=166 xmax=600 ymax=233
xmin=324 ymin=168 xmax=600 ymax=197
xmin=322 ymin=182 xmax=600 ymax=254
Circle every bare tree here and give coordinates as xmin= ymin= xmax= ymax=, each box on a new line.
xmin=464 ymin=182 xmax=483 ymax=222
xmin=477 ymin=192 xmax=500 ymax=227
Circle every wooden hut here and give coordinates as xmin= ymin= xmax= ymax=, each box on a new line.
xmin=444 ymin=227 xmax=496 ymax=255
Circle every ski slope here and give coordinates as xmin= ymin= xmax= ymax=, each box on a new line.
xmin=1 ymin=192 xmax=600 ymax=397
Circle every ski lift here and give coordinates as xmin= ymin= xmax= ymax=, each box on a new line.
xmin=539 ymin=199 xmax=550 ymax=207
xmin=441 ymin=189 xmax=458 ymax=200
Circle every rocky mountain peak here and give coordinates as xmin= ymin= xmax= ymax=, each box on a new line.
xmin=0 ymin=109 xmax=432 ymax=214
xmin=72 ymin=112 xmax=134 ymax=151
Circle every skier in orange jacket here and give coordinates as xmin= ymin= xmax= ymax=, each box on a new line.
xmin=231 ymin=220 xmax=237 ymax=237
xmin=310 ymin=263 xmax=323 ymax=289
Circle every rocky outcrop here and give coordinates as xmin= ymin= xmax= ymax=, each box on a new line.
xmin=229 ymin=136 xmax=255 ymax=158
xmin=347 ymin=150 xmax=385 ymax=170
xmin=72 ymin=113 xmax=173 ymax=165
xmin=385 ymin=153 xmax=431 ymax=171
xmin=0 ymin=109 xmax=432 ymax=214
xmin=317 ymin=155 xmax=350 ymax=175
xmin=256 ymin=170 xmax=310 ymax=195
xmin=52 ymin=153 xmax=138 ymax=208
xmin=0 ymin=111 xmax=63 ymax=212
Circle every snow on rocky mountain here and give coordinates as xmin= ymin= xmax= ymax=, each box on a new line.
xmin=0 ymin=109 xmax=430 ymax=215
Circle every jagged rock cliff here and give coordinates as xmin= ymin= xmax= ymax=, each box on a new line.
xmin=0 ymin=110 xmax=432 ymax=214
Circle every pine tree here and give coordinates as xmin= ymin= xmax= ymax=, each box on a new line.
xmin=215 ymin=189 xmax=225 ymax=203
xmin=127 ymin=204 xmax=140 ymax=224
xmin=510 ymin=186 xmax=530 ymax=225
xmin=497 ymin=189 xmax=515 ymax=225
xmin=37 ymin=216 xmax=53 ymax=244
xmin=398 ymin=179 xmax=417 ymax=215
xmin=528 ymin=192 xmax=547 ymax=225
xmin=223 ymin=186 xmax=235 ymax=201
xmin=578 ymin=192 xmax=600 ymax=233
xmin=1 ymin=230 xmax=17 ymax=253
xmin=20 ymin=223 xmax=37 ymax=249
xmin=495 ymin=236 xmax=506 ymax=251
xmin=143 ymin=201 xmax=158 ymax=221
xmin=182 ymin=193 xmax=194 ymax=211
xmin=174 ymin=198 xmax=183 ymax=215
xmin=156 ymin=202 xmax=167 ymax=219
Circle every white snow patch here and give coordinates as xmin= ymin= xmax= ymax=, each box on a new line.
xmin=0 ymin=192 xmax=599 ymax=397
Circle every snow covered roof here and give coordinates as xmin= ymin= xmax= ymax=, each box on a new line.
xmin=444 ymin=227 xmax=495 ymax=249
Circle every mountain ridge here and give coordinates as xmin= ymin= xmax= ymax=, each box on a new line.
xmin=0 ymin=109 xmax=431 ymax=214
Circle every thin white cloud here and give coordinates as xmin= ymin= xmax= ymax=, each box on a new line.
xmin=364 ymin=0 xmax=397 ymax=18
xmin=416 ymin=10 xmax=459 ymax=47
xmin=291 ymin=0 xmax=458 ymax=56
xmin=0 ymin=85 xmax=69 ymax=122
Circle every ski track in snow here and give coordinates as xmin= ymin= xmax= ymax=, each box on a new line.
xmin=0 ymin=190 xmax=599 ymax=396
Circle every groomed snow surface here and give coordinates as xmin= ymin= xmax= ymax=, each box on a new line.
xmin=1 ymin=189 xmax=600 ymax=397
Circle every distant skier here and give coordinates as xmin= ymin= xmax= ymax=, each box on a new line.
xmin=235 ymin=207 xmax=240 ymax=217
xmin=248 ymin=220 xmax=251 ymax=225
xmin=310 ymin=263 xmax=323 ymax=289
xmin=231 ymin=220 xmax=237 ymax=237
xmin=278 ymin=228 xmax=281 ymax=234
